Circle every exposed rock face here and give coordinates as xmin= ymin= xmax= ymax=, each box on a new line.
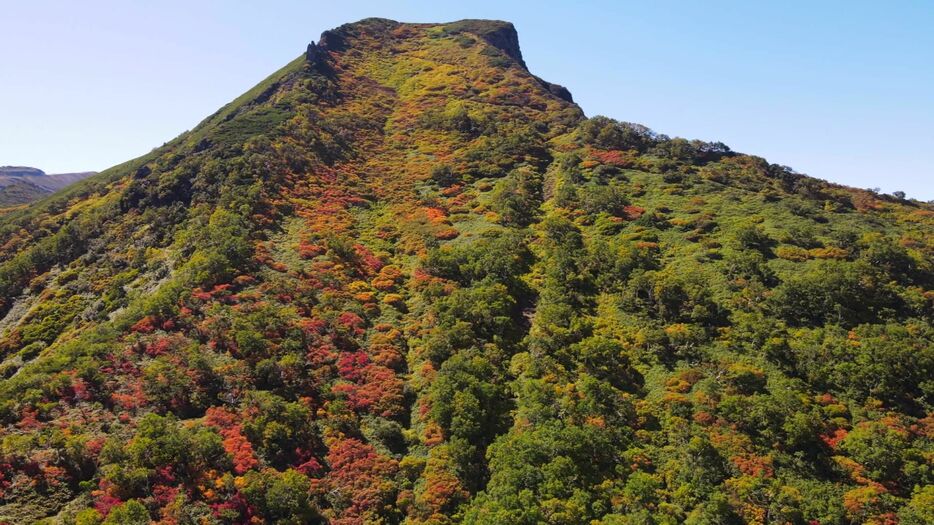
xmin=467 ymin=20 xmax=526 ymax=67
xmin=445 ymin=19 xmax=527 ymax=68
xmin=307 ymin=18 xmax=393 ymax=65
xmin=542 ymin=80 xmax=574 ymax=102
xmin=305 ymin=41 xmax=320 ymax=62
xmin=305 ymin=32 xmax=339 ymax=66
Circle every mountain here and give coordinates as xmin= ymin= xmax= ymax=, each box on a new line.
xmin=0 ymin=167 xmax=96 ymax=207
xmin=0 ymin=167 xmax=46 ymax=178
xmin=0 ymin=18 xmax=931 ymax=525
xmin=0 ymin=179 xmax=49 ymax=208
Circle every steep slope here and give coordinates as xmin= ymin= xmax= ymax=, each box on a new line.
xmin=0 ymin=18 xmax=931 ymax=525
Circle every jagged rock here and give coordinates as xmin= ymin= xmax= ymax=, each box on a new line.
xmin=305 ymin=41 xmax=320 ymax=63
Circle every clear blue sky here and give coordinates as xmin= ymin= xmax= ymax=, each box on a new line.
xmin=2 ymin=0 xmax=932 ymax=199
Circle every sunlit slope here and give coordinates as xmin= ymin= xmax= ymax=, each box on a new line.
xmin=0 ymin=18 xmax=931 ymax=525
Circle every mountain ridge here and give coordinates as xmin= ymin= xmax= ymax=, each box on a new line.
xmin=0 ymin=18 xmax=931 ymax=525
xmin=0 ymin=167 xmax=97 ymax=207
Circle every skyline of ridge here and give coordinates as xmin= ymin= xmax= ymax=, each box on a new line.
xmin=2 ymin=1 xmax=932 ymax=199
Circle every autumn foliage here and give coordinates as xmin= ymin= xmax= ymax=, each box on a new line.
xmin=0 ymin=17 xmax=931 ymax=525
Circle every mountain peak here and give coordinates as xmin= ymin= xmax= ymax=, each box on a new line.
xmin=304 ymin=18 xmax=573 ymax=103
xmin=306 ymin=18 xmax=524 ymax=67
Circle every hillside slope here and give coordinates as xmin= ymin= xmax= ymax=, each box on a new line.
xmin=0 ymin=179 xmax=49 ymax=208
xmin=0 ymin=167 xmax=96 ymax=207
xmin=0 ymin=18 xmax=931 ymax=525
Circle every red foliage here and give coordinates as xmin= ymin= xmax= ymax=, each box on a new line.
xmin=420 ymin=463 xmax=469 ymax=517
xmin=205 ymin=407 xmax=258 ymax=474
xmin=295 ymin=449 xmax=325 ymax=476
xmin=92 ymin=479 xmax=123 ymax=517
xmin=372 ymin=265 xmax=404 ymax=291
xmin=145 ymin=335 xmax=180 ymax=357
xmin=589 ymin=148 xmax=635 ymax=166
xmin=435 ymin=228 xmax=460 ymax=240
xmin=354 ymin=244 xmax=385 ymax=275
xmin=440 ymin=184 xmax=463 ymax=197
xmin=370 ymin=345 xmax=404 ymax=371
xmin=16 ymin=407 xmax=41 ymax=430
xmin=204 ymin=406 xmax=239 ymax=428
xmin=85 ymin=436 xmax=107 ymax=458
xmin=72 ymin=377 xmax=92 ymax=402
xmin=269 ymin=261 xmax=290 ymax=272
xmin=821 ymin=428 xmax=848 ymax=449
xmin=623 ymin=205 xmax=645 ymax=220
xmin=307 ymin=342 xmax=338 ymax=367
xmin=816 ymin=392 xmax=837 ymax=405
xmin=131 ymin=315 xmax=159 ymax=334
xmin=323 ymin=437 xmax=399 ymax=524
xmin=337 ymin=352 xmax=370 ymax=381
xmin=731 ymin=454 xmax=774 ymax=478
xmin=333 ymin=364 xmax=405 ymax=417
xmin=153 ymin=483 xmax=180 ymax=506
xmin=298 ymin=241 xmax=326 ymax=259
xmin=225 ymin=432 xmax=259 ymax=474
xmin=210 ymin=491 xmax=256 ymax=523
xmin=423 ymin=207 xmax=449 ymax=224
xmin=300 ymin=318 xmax=328 ymax=335
xmin=111 ymin=381 xmax=146 ymax=410
xmin=337 ymin=312 xmax=366 ymax=335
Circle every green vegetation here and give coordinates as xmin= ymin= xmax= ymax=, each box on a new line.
xmin=0 ymin=17 xmax=931 ymax=525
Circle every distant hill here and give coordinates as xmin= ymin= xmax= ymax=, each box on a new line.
xmin=0 ymin=166 xmax=45 ymax=178
xmin=0 ymin=178 xmax=49 ymax=206
xmin=0 ymin=166 xmax=96 ymax=206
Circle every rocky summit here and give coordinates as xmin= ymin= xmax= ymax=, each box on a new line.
xmin=0 ymin=18 xmax=931 ymax=525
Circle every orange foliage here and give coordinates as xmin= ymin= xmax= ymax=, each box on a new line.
xmin=205 ymin=407 xmax=258 ymax=474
